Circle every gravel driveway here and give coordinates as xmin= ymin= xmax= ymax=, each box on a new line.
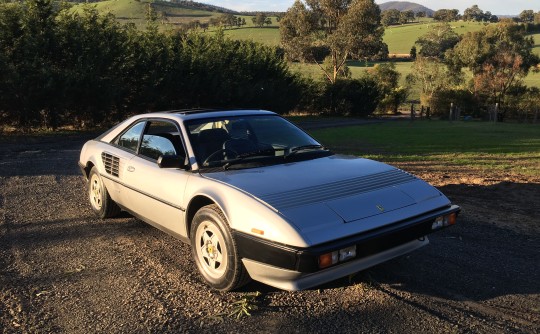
xmin=0 ymin=133 xmax=538 ymax=333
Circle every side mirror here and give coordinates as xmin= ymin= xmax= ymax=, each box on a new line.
xmin=157 ymin=154 xmax=189 ymax=169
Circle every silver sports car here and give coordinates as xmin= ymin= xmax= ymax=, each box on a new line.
xmin=78 ymin=109 xmax=460 ymax=291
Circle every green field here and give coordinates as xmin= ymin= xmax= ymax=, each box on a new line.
xmin=383 ymin=20 xmax=488 ymax=54
xmin=531 ymin=33 xmax=540 ymax=56
xmin=71 ymin=0 xmax=222 ymax=28
xmin=310 ymin=121 xmax=540 ymax=176
xmin=223 ymin=27 xmax=280 ymax=46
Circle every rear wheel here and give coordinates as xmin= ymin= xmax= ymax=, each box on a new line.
xmin=88 ymin=167 xmax=120 ymax=218
xmin=190 ymin=204 xmax=250 ymax=291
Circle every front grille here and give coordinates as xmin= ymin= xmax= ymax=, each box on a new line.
xmin=101 ymin=152 xmax=120 ymax=177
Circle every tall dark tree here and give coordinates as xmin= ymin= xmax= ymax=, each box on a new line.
xmin=0 ymin=0 xmax=306 ymax=128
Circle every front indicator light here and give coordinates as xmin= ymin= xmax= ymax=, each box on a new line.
xmin=446 ymin=212 xmax=457 ymax=226
xmin=319 ymin=251 xmax=338 ymax=269
xmin=319 ymin=245 xmax=357 ymax=269
xmin=432 ymin=213 xmax=457 ymax=230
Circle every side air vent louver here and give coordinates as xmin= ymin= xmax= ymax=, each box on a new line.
xmin=101 ymin=152 xmax=120 ymax=177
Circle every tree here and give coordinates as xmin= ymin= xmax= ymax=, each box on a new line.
xmin=2 ymin=0 xmax=60 ymax=126
xmin=519 ymin=10 xmax=534 ymax=23
xmin=400 ymin=10 xmax=415 ymax=24
xmin=446 ymin=22 xmax=540 ymax=116
xmin=433 ymin=9 xmax=459 ymax=22
xmin=416 ymin=11 xmax=426 ymax=19
xmin=415 ymin=22 xmax=460 ymax=59
xmin=252 ymin=13 xmax=268 ymax=27
xmin=381 ymin=9 xmax=400 ymax=26
xmin=463 ymin=5 xmax=484 ymax=22
xmin=410 ymin=45 xmax=417 ymax=59
xmin=407 ymin=56 xmax=462 ymax=111
xmin=369 ymin=63 xmax=408 ymax=113
xmin=0 ymin=0 xmax=307 ymax=128
xmin=485 ymin=12 xmax=498 ymax=23
xmin=280 ymin=0 xmax=387 ymax=84
xmin=209 ymin=17 xmax=220 ymax=27
xmin=218 ymin=13 xmax=237 ymax=28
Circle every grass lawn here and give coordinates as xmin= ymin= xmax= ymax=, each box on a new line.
xmin=309 ymin=121 xmax=540 ymax=177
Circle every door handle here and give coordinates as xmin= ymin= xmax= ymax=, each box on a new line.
xmin=127 ymin=166 xmax=135 ymax=172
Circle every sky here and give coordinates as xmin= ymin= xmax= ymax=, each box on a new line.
xmin=201 ymin=0 xmax=539 ymax=16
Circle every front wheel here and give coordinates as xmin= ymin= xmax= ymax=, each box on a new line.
xmin=88 ymin=167 xmax=120 ymax=218
xmin=190 ymin=204 xmax=250 ymax=291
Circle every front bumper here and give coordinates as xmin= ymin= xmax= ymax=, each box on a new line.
xmin=242 ymin=238 xmax=428 ymax=291
xmin=234 ymin=204 xmax=460 ymax=290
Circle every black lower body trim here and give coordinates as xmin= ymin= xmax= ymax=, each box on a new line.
xmin=234 ymin=205 xmax=460 ymax=273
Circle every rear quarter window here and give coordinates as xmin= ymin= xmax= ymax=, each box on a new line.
xmin=117 ymin=122 xmax=146 ymax=152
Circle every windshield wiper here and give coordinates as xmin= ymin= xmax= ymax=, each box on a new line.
xmin=285 ymin=144 xmax=326 ymax=158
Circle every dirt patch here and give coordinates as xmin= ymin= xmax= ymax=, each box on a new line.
xmin=0 ymin=135 xmax=538 ymax=333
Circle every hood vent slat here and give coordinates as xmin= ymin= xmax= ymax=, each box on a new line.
xmin=261 ymin=169 xmax=415 ymax=209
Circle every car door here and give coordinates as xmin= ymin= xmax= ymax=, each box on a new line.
xmin=121 ymin=119 xmax=191 ymax=238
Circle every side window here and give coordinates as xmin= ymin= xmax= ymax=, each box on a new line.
xmin=117 ymin=121 xmax=146 ymax=152
xmin=139 ymin=120 xmax=185 ymax=161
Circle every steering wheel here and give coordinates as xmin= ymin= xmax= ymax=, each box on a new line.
xmin=203 ymin=148 xmax=238 ymax=166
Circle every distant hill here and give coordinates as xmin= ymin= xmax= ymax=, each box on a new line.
xmin=379 ymin=1 xmax=434 ymax=16
xmin=71 ymin=0 xmax=236 ymax=27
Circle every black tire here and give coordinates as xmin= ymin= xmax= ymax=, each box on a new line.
xmin=88 ymin=166 xmax=121 ymax=218
xmin=190 ymin=204 xmax=251 ymax=291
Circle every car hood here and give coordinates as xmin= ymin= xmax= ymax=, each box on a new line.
xmin=203 ymin=155 xmax=449 ymax=244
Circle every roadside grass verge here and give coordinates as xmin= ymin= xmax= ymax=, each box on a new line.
xmin=309 ymin=120 xmax=540 ymax=177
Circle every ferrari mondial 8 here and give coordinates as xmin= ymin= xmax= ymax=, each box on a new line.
xmin=79 ymin=109 xmax=460 ymax=291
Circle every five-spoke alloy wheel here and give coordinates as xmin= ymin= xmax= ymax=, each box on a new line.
xmin=190 ymin=204 xmax=250 ymax=291
xmin=87 ymin=167 xmax=120 ymax=218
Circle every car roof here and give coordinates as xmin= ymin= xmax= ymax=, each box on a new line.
xmin=149 ymin=109 xmax=277 ymax=121
xmin=96 ymin=109 xmax=279 ymax=143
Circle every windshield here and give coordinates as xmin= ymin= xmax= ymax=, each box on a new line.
xmin=185 ymin=115 xmax=331 ymax=171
